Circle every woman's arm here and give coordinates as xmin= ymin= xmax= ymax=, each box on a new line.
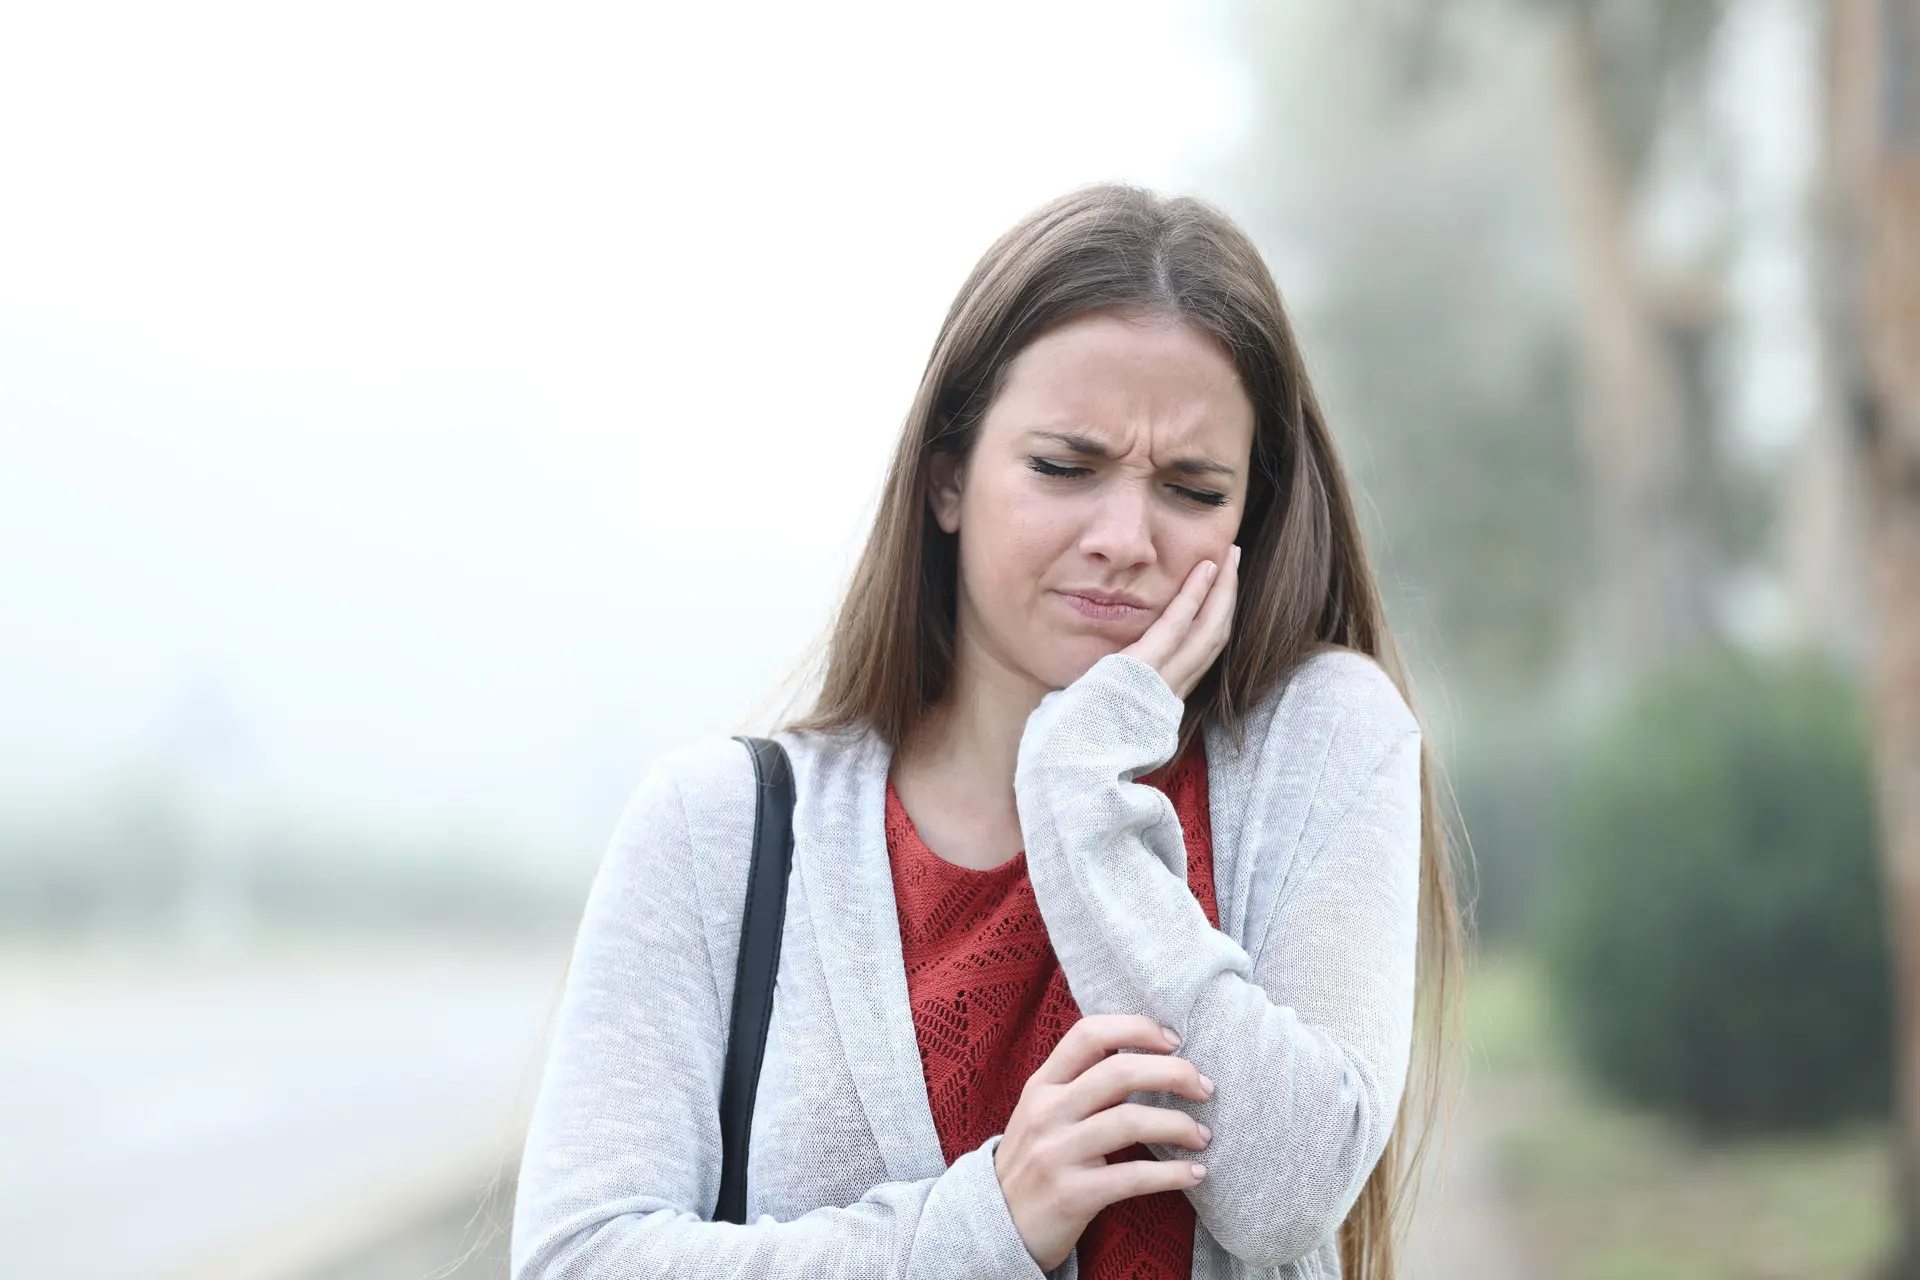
xmin=510 ymin=749 xmax=1049 ymax=1280
xmin=1013 ymin=651 xmax=1422 ymax=1270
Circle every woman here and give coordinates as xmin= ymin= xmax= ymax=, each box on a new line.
xmin=511 ymin=182 xmax=1466 ymax=1280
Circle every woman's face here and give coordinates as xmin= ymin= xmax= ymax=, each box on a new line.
xmin=929 ymin=307 xmax=1257 ymax=694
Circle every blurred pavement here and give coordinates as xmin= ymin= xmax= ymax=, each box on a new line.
xmin=0 ymin=942 xmax=564 ymax=1280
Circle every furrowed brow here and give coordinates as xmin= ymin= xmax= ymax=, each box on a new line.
xmin=1030 ymin=430 xmax=1114 ymax=459
xmin=1029 ymin=430 xmax=1238 ymax=481
xmin=1169 ymin=456 xmax=1238 ymax=480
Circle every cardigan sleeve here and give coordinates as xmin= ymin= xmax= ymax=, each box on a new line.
xmin=1012 ymin=651 xmax=1422 ymax=1270
xmin=509 ymin=753 xmax=1049 ymax=1280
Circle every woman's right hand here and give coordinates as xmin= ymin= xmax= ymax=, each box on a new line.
xmin=992 ymin=1014 xmax=1215 ymax=1272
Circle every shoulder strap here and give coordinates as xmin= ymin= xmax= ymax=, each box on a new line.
xmin=715 ymin=734 xmax=796 ymax=1225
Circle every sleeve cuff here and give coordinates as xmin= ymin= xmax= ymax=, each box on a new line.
xmin=1091 ymin=652 xmax=1184 ymax=722
xmin=935 ymin=1134 xmax=1048 ymax=1278
xmin=1019 ymin=652 xmax=1185 ymax=785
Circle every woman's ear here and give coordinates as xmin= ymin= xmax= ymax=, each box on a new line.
xmin=927 ymin=451 xmax=965 ymax=534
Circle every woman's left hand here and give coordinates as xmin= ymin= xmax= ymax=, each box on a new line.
xmin=1123 ymin=544 xmax=1240 ymax=701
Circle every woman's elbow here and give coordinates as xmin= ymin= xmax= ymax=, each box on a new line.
xmin=511 ymin=1200 xmax=686 ymax=1280
xmin=1206 ymin=1086 xmax=1396 ymax=1268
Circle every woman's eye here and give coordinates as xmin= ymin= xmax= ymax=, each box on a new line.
xmin=1175 ymin=486 xmax=1230 ymax=508
xmin=1029 ymin=457 xmax=1228 ymax=507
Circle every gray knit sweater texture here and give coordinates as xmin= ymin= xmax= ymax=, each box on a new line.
xmin=511 ymin=648 xmax=1423 ymax=1280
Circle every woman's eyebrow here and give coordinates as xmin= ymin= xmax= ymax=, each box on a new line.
xmin=1027 ymin=429 xmax=1238 ymax=480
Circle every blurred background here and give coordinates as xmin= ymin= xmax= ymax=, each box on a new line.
xmin=2 ymin=0 xmax=1915 ymax=1276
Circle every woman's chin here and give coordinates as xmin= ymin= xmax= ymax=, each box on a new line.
xmin=1038 ymin=640 xmax=1130 ymax=689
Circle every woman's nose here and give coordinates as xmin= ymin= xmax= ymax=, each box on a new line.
xmin=1079 ymin=482 xmax=1156 ymax=568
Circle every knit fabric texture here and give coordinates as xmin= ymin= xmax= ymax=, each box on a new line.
xmin=509 ymin=648 xmax=1424 ymax=1280
xmin=886 ymin=739 xmax=1219 ymax=1279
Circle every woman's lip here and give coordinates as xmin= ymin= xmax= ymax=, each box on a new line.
xmin=1058 ymin=591 xmax=1150 ymax=623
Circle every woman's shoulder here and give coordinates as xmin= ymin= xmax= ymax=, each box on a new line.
xmin=638 ymin=721 xmax=878 ymax=831
xmin=1229 ymin=645 xmax=1421 ymax=780
xmin=1275 ymin=646 xmax=1418 ymax=736
xmin=600 ymin=724 xmax=875 ymax=921
xmin=641 ymin=733 xmax=756 ymax=815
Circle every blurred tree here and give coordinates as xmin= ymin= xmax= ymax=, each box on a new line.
xmin=1211 ymin=1 xmax=1760 ymax=943
xmin=1244 ymin=0 xmax=1743 ymax=674
xmin=1215 ymin=0 xmax=1766 ymax=699
xmin=1543 ymin=0 xmax=1731 ymax=674
xmin=1211 ymin=3 xmax=1591 ymax=709
xmin=1821 ymin=0 xmax=1920 ymax=1268
xmin=1543 ymin=648 xmax=1890 ymax=1135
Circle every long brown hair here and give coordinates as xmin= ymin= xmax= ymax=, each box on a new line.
xmin=783 ymin=181 xmax=1469 ymax=1279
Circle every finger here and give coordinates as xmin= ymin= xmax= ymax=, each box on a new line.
xmin=1162 ymin=557 xmax=1218 ymax=638
xmin=1156 ymin=547 xmax=1238 ymax=695
xmin=1059 ymin=1049 xmax=1213 ymax=1119
xmin=1028 ymin=1014 xmax=1179 ymax=1088
xmin=1126 ymin=558 xmax=1217 ymax=668
xmin=1077 ymin=1153 xmax=1208 ymax=1210
xmin=1063 ymin=1102 xmax=1211 ymax=1161
xmin=1182 ymin=544 xmax=1240 ymax=668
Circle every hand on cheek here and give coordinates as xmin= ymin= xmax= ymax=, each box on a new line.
xmin=1121 ymin=544 xmax=1240 ymax=700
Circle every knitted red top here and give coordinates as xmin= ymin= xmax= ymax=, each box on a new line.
xmin=885 ymin=739 xmax=1219 ymax=1279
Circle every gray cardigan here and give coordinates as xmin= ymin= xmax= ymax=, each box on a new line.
xmin=510 ymin=648 xmax=1423 ymax=1280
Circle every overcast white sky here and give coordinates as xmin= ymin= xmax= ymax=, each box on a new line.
xmin=0 ymin=0 xmax=1251 ymax=867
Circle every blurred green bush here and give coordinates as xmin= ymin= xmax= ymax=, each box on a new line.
xmin=1451 ymin=729 xmax=1574 ymax=946
xmin=1541 ymin=648 xmax=1893 ymax=1135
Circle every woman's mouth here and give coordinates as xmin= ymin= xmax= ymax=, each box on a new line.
xmin=1057 ymin=590 xmax=1151 ymax=624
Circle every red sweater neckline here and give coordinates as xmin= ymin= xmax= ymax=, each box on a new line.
xmin=883 ymin=739 xmax=1218 ymax=1279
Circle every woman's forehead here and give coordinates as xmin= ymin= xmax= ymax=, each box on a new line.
xmin=984 ymin=315 xmax=1254 ymax=459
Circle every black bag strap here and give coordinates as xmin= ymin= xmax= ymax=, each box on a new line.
xmin=715 ymin=734 xmax=796 ymax=1225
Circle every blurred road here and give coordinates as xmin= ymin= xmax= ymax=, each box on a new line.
xmin=0 ymin=942 xmax=565 ymax=1280
xmin=1401 ymin=1072 xmax=1533 ymax=1280
xmin=0 ymin=939 xmax=1535 ymax=1279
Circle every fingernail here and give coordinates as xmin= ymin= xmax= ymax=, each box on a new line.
xmin=1198 ymin=1124 xmax=1213 ymax=1144
xmin=1191 ymin=1163 xmax=1208 ymax=1180
xmin=1162 ymin=1026 xmax=1182 ymax=1048
xmin=1200 ymin=1073 xmax=1215 ymax=1095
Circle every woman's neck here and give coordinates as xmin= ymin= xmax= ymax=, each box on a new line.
xmin=910 ymin=679 xmax=1036 ymax=793
xmin=891 ymin=640 xmax=1052 ymax=869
